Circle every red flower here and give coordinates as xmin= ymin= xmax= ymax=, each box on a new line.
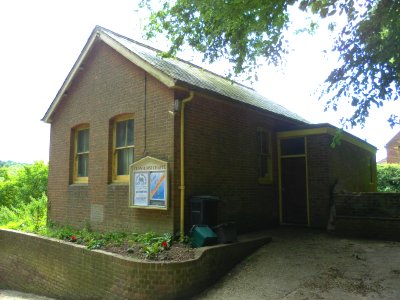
xmin=71 ymin=235 xmax=77 ymax=242
xmin=161 ymin=241 xmax=168 ymax=248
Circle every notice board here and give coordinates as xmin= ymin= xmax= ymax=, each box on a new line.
xmin=129 ymin=156 xmax=168 ymax=209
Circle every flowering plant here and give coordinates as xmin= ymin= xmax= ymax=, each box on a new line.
xmin=71 ymin=235 xmax=77 ymax=242
xmin=161 ymin=241 xmax=168 ymax=248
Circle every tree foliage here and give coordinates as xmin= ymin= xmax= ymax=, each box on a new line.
xmin=0 ymin=160 xmax=20 ymax=168
xmin=142 ymin=0 xmax=293 ymax=74
xmin=141 ymin=0 xmax=399 ymax=128
xmin=0 ymin=162 xmax=48 ymax=232
xmin=377 ymin=163 xmax=400 ymax=192
xmin=0 ymin=194 xmax=47 ymax=233
xmin=0 ymin=161 xmax=48 ymax=208
xmin=323 ymin=0 xmax=400 ymax=128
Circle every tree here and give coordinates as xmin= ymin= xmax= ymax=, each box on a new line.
xmin=0 ymin=161 xmax=48 ymax=208
xmin=141 ymin=0 xmax=399 ymax=128
xmin=323 ymin=0 xmax=399 ymax=127
xmin=377 ymin=164 xmax=400 ymax=192
xmin=13 ymin=161 xmax=48 ymax=205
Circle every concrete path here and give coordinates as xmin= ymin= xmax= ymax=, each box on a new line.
xmin=193 ymin=227 xmax=400 ymax=300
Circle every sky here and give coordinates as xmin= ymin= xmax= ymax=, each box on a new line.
xmin=0 ymin=0 xmax=398 ymax=163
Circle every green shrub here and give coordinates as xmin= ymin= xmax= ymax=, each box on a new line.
xmin=0 ymin=194 xmax=47 ymax=233
xmin=45 ymin=224 xmax=76 ymax=240
xmin=0 ymin=206 xmax=19 ymax=225
xmin=0 ymin=161 xmax=48 ymax=233
xmin=377 ymin=164 xmax=400 ymax=192
xmin=131 ymin=232 xmax=172 ymax=258
xmin=0 ymin=161 xmax=48 ymax=208
xmin=41 ymin=225 xmax=174 ymax=259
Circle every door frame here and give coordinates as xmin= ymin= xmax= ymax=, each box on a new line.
xmin=277 ymin=133 xmax=310 ymax=226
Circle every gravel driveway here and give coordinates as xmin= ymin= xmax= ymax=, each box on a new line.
xmin=193 ymin=227 xmax=400 ymax=300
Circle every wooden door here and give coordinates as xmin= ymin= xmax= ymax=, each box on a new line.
xmin=279 ymin=137 xmax=308 ymax=225
xmin=281 ymin=157 xmax=307 ymax=224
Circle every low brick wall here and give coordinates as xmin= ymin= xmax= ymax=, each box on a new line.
xmin=333 ymin=192 xmax=400 ymax=241
xmin=0 ymin=229 xmax=270 ymax=300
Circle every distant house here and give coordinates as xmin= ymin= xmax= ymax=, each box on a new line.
xmin=42 ymin=26 xmax=377 ymax=234
xmin=385 ymin=131 xmax=400 ymax=164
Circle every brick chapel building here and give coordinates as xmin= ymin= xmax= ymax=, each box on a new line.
xmin=42 ymin=26 xmax=377 ymax=235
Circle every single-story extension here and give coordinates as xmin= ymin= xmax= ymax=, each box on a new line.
xmin=42 ymin=26 xmax=377 ymax=235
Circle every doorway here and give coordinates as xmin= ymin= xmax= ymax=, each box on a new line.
xmin=279 ymin=137 xmax=309 ymax=225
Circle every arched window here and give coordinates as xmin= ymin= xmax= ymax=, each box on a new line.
xmin=257 ymin=128 xmax=273 ymax=184
xmin=112 ymin=114 xmax=134 ymax=182
xmin=73 ymin=124 xmax=90 ymax=183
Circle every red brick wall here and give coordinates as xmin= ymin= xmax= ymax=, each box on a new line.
xmin=306 ymin=134 xmax=377 ymax=228
xmin=48 ymin=40 xmax=303 ymax=235
xmin=48 ymin=46 xmax=377 ymax=234
xmin=0 ymin=229 xmax=269 ymax=300
xmin=333 ymin=192 xmax=400 ymax=241
xmin=307 ymin=134 xmax=332 ymax=228
xmin=180 ymin=94 xmax=297 ymax=232
xmin=329 ymin=139 xmax=377 ymax=192
xmin=48 ymin=41 xmax=175 ymax=233
xmin=387 ymin=132 xmax=400 ymax=164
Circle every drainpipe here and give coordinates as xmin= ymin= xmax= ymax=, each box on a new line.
xmin=179 ymin=91 xmax=194 ymax=241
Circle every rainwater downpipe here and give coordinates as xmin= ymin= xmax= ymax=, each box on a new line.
xmin=143 ymin=72 xmax=148 ymax=155
xmin=179 ymin=91 xmax=194 ymax=241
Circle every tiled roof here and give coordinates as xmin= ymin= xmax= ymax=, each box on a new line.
xmin=100 ymin=27 xmax=309 ymax=124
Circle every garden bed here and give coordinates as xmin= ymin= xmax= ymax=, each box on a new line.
xmin=0 ymin=228 xmax=270 ymax=300
xmin=43 ymin=225 xmax=196 ymax=261
xmin=104 ymin=240 xmax=195 ymax=261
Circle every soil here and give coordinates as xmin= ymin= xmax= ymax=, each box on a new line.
xmin=103 ymin=241 xmax=195 ymax=262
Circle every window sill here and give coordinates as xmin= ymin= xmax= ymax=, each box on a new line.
xmin=70 ymin=182 xmax=88 ymax=186
xmin=129 ymin=205 xmax=168 ymax=210
xmin=110 ymin=181 xmax=129 ymax=185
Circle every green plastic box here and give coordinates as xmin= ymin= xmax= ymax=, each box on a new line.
xmin=190 ymin=225 xmax=218 ymax=248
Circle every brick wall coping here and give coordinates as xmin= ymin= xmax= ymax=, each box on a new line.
xmin=334 ymin=192 xmax=400 ymax=219
xmin=334 ymin=192 xmax=400 ymax=195
xmin=335 ymin=215 xmax=400 ymax=221
xmin=333 ymin=192 xmax=400 ymax=241
xmin=0 ymin=229 xmax=270 ymax=263
xmin=0 ymin=229 xmax=270 ymax=299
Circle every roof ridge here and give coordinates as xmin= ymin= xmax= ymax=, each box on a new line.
xmin=96 ymin=25 xmax=163 ymax=55
xmin=92 ymin=26 xmax=308 ymax=124
xmin=96 ymin=25 xmax=255 ymax=91
xmin=43 ymin=25 xmax=308 ymax=124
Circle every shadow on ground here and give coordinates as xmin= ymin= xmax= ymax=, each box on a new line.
xmin=193 ymin=227 xmax=400 ymax=300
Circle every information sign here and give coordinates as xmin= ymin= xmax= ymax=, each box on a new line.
xmin=129 ymin=156 xmax=168 ymax=208
xmin=133 ymin=172 xmax=149 ymax=206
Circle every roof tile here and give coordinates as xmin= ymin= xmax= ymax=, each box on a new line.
xmin=101 ymin=27 xmax=309 ymax=123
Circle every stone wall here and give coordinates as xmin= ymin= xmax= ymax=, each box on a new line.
xmin=333 ymin=192 xmax=400 ymax=241
xmin=0 ymin=229 xmax=269 ymax=300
